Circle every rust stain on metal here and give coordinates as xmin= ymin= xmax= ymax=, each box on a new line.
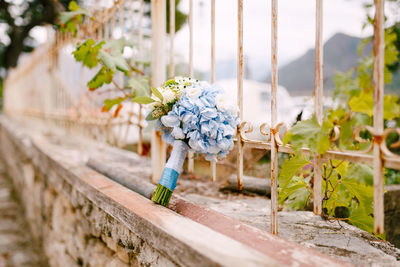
xmin=373 ymin=135 xmax=383 ymax=145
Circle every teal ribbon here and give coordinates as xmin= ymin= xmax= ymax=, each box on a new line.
xmin=159 ymin=167 xmax=179 ymax=191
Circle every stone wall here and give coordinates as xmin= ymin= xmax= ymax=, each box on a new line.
xmin=0 ymin=122 xmax=176 ymax=266
xmin=385 ymin=185 xmax=400 ymax=248
xmin=0 ymin=116 xmax=292 ymax=267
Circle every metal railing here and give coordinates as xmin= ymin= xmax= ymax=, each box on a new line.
xmin=3 ymin=0 xmax=399 ymax=236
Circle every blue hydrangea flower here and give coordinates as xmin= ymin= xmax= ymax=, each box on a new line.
xmin=158 ymin=81 xmax=239 ymax=162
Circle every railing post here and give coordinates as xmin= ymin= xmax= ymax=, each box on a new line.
xmin=151 ymin=0 xmax=167 ymax=183
xmin=373 ymin=0 xmax=385 ymax=234
xmin=313 ymin=0 xmax=323 ymax=215
xmin=187 ymin=0 xmax=195 ymax=174
xmin=270 ymin=0 xmax=278 ymax=235
xmin=237 ymin=0 xmax=244 ymax=191
xmin=210 ymin=0 xmax=217 ymax=182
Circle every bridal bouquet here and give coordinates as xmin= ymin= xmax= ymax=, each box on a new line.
xmin=135 ymin=77 xmax=239 ymax=206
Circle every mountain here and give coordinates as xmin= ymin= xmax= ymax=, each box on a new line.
xmin=274 ymin=33 xmax=372 ymax=96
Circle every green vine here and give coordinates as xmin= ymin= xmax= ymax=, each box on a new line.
xmin=280 ymin=21 xmax=400 ymax=237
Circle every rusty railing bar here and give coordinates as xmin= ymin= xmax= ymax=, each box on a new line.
xmin=187 ymin=0 xmax=195 ymax=173
xmin=270 ymin=0 xmax=278 ymax=235
xmin=236 ymin=0 xmax=244 ymax=191
xmin=313 ymin=0 xmax=323 ymax=216
xmin=210 ymin=0 xmax=217 ymax=182
xmin=372 ymin=0 xmax=385 ymax=235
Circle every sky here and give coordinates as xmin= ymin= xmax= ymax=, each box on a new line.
xmin=172 ymin=0 xmax=398 ymax=80
xmin=8 ymin=0 xmax=399 ymax=81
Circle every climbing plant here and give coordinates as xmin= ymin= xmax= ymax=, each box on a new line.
xmin=58 ymin=1 xmax=187 ymax=117
xmin=279 ymin=16 xmax=400 ymax=237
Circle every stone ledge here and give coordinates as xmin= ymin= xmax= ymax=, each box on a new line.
xmin=0 ymin=116 xmax=345 ymax=266
xmin=2 ymin=116 xmax=400 ymax=266
xmin=87 ymin=154 xmax=348 ymax=266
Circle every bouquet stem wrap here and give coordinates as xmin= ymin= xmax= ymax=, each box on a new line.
xmin=151 ymin=140 xmax=189 ymax=206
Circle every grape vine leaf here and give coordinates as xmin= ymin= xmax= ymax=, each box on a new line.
xmin=348 ymin=206 xmax=374 ymax=234
xmin=348 ymin=91 xmax=374 ymax=117
xmin=279 ymin=181 xmax=307 ymax=205
xmin=87 ymin=67 xmax=114 ymax=90
xmin=279 ymin=155 xmax=310 ymax=188
xmin=341 ymin=179 xmax=373 ymax=215
xmin=282 ymin=116 xmax=331 ymax=154
xmin=98 ymin=50 xmax=130 ymax=73
xmin=345 ymin=163 xmax=373 ymax=186
xmin=349 ymin=91 xmax=400 ymax=120
xmin=384 ymin=94 xmax=400 ymax=120
xmin=285 ymin=187 xmax=311 ymax=211
xmin=73 ymin=39 xmax=104 ymax=68
xmin=103 ymin=97 xmax=127 ymax=111
xmin=58 ymin=1 xmax=91 ymax=36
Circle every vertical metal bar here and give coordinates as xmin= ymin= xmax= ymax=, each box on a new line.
xmin=313 ymin=0 xmax=323 ymax=216
xmin=189 ymin=0 xmax=194 ymax=77
xmin=104 ymin=9 xmax=110 ymax=39
xmin=236 ymin=0 xmax=243 ymax=190
xmin=187 ymin=0 xmax=194 ymax=173
xmin=137 ymin=0 xmax=144 ymax=155
xmin=270 ymin=0 xmax=278 ymax=235
xmin=210 ymin=0 xmax=217 ymax=181
xmin=151 ymin=0 xmax=167 ymax=183
xmin=116 ymin=1 xmax=126 ymax=147
xmin=111 ymin=6 xmax=117 ymax=39
xmin=373 ymin=0 xmax=385 ymax=235
xmin=211 ymin=0 xmax=216 ymax=84
xmin=130 ymin=0 xmax=136 ymax=36
xmin=169 ymin=0 xmax=175 ymax=78
xmin=120 ymin=0 xmax=125 ymax=37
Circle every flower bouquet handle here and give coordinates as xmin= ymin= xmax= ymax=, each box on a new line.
xmin=133 ymin=77 xmax=239 ymax=207
xmin=151 ymin=140 xmax=188 ymax=205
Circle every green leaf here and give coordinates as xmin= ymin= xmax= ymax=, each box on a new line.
xmin=145 ymin=112 xmax=158 ymax=121
xmin=284 ymin=117 xmax=331 ymax=154
xmin=68 ymin=1 xmax=80 ymax=11
xmin=98 ymin=50 xmax=116 ymax=69
xmin=345 ymin=163 xmax=373 ymax=186
xmin=348 ymin=206 xmax=374 ymax=234
xmin=131 ymin=96 xmax=155 ymax=104
xmin=87 ymin=67 xmax=114 ymax=90
xmin=341 ymin=179 xmax=373 ymax=215
xmin=97 ymin=45 xmax=130 ymax=73
xmin=103 ymin=97 xmax=126 ymax=111
xmin=279 ymin=181 xmax=307 ymax=205
xmin=151 ymin=87 xmax=163 ymax=101
xmin=73 ymin=39 xmax=104 ymax=68
xmin=128 ymin=77 xmax=150 ymax=97
xmin=383 ymin=94 xmax=400 ymax=120
xmin=103 ymin=37 xmax=133 ymax=53
xmin=285 ymin=187 xmax=311 ymax=211
xmin=279 ymin=155 xmax=310 ymax=188
xmin=348 ymin=91 xmax=374 ymax=117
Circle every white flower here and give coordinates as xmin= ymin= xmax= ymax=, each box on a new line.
xmin=216 ymin=94 xmax=238 ymax=114
xmin=186 ymin=85 xmax=202 ymax=99
xmin=162 ymin=89 xmax=176 ymax=104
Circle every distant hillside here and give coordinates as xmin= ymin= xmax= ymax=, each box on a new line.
xmin=274 ymin=33 xmax=373 ymax=96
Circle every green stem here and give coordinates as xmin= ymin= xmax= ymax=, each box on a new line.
xmin=151 ymin=184 xmax=173 ymax=207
